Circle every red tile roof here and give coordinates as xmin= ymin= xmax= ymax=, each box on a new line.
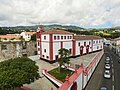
xmin=117 ymin=44 xmax=120 ymax=47
xmin=0 ymin=35 xmax=21 ymax=39
xmin=42 ymin=30 xmax=73 ymax=34
xmin=25 ymin=32 xmax=36 ymax=34
xmin=113 ymin=37 xmax=120 ymax=41
xmin=74 ymin=35 xmax=102 ymax=40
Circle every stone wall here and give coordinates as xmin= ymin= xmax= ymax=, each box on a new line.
xmin=0 ymin=41 xmax=37 ymax=61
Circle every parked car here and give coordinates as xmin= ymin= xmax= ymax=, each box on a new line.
xmin=118 ymin=60 xmax=120 ymax=63
xmin=106 ymin=57 xmax=110 ymax=61
xmin=100 ymin=87 xmax=108 ymax=90
xmin=105 ymin=64 xmax=110 ymax=69
xmin=105 ymin=60 xmax=110 ymax=64
xmin=104 ymin=70 xmax=111 ymax=79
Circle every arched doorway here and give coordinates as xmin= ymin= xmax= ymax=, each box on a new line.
xmin=80 ymin=46 xmax=84 ymax=56
xmin=70 ymin=82 xmax=77 ymax=90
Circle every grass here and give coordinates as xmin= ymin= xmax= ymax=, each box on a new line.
xmin=48 ymin=67 xmax=74 ymax=82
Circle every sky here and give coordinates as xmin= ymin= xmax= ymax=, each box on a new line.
xmin=0 ymin=0 xmax=120 ymax=28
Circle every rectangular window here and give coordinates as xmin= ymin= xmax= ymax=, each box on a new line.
xmin=64 ymin=36 xmax=66 ymax=39
xmin=44 ymin=36 xmax=46 ymax=40
xmin=99 ymin=41 xmax=100 ymax=43
xmin=42 ymin=55 xmax=44 ymax=57
xmin=96 ymin=41 xmax=98 ymax=43
xmin=61 ymin=36 xmax=63 ymax=39
xmin=46 ymin=56 xmax=49 ymax=59
xmin=44 ymin=49 xmax=46 ymax=53
xmin=93 ymin=41 xmax=95 ymax=44
xmin=67 ymin=36 xmax=69 ymax=39
xmin=78 ymin=42 xmax=80 ymax=46
xmin=70 ymin=36 xmax=72 ymax=39
xmin=89 ymin=42 xmax=90 ymax=45
xmin=38 ymin=42 xmax=40 ymax=46
xmin=54 ymin=36 xmax=56 ymax=40
xmin=84 ymin=42 xmax=86 ymax=46
xmin=57 ymin=36 xmax=60 ymax=39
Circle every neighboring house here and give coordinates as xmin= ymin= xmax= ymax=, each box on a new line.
xmin=36 ymin=26 xmax=103 ymax=62
xmin=20 ymin=32 xmax=36 ymax=41
xmin=0 ymin=41 xmax=37 ymax=61
xmin=0 ymin=35 xmax=21 ymax=42
xmin=112 ymin=37 xmax=120 ymax=57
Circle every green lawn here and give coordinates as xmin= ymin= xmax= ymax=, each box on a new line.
xmin=48 ymin=68 xmax=74 ymax=82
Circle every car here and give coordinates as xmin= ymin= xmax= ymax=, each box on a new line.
xmin=118 ymin=60 xmax=120 ymax=63
xmin=104 ymin=70 xmax=111 ymax=79
xmin=105 ymin=64 xmax=110 ymax=69
xmin=106 ymin=57 xmax=110 ymax=61
xmin=100 ymin=87 xmax=108 ymax=90
xmin=105 ymin=60 xmax=110 ymax=64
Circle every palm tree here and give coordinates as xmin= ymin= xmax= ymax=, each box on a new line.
xmin=57 ymin=48 xmax=71 ymax=72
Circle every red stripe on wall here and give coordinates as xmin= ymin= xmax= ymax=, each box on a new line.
xmin=40 ymin=34 xmax=42 ymax=58
xmin=72 ymin=40 xmax=76 ymax=56
xmin=60 ymin=42 xmax=63 ymax=49
xmin=49 ymin=34 xmax=53 ymax=61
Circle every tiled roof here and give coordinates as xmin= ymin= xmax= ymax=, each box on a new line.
xmin=117 ymin=44 xmax=120 ymax=47
xmin=0 ymin=35 xmax=21 ymax=39
xmin=25 ymin=32 xmax=36 ymax=34
xmin=42 ymin=30 xmax=73 ymax=34
xmin=74 ymin=35 xmax=102 ymax=40
xmin=113 ymin=37 xmax=120 ymax=41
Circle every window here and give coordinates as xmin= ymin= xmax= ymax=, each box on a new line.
xmin=69 ymin=49 xmax=72 ymax=53
xmin=78 ymin=42 xmax=80 ymax=46
xmin=38 ymin=42 xmax=40 ymax=46
xmin=93 ymin=41 xmax=95 ymax=44
xmin=64 ymin=36 xmax=66 ymax=39
xmin=1 ymin=44 xmax=7 ymax=50
xmin=84 ymin=42 xmax=86 ymax=46
xmin=68 ymin=36 xmax=69 ymax=39
xmin=44 ymin=36 xmax=46 ymax=40
xmin=96 ymin=41 xmax=98 ymax=43
xmin=42 ymin=55 xmax=44 ymax=57
xmin=35 ymin=44 xmax=37 ymax=47
xmin=38 ymin=48 xmax=40 ymax=51
xmin=99 ymin=41 xmax=100 ymax=43
xmin=44 ymin=49 xmax=46 ymax=53
xmin=46 ymin=56 xmax=49 ymax=59
xmin=61 ymin=36 xmax=63 ymax=39
xmin=70 ymin=36 xmax=72 ymax=39
xmin=54 ymin=36 xmax=56 ymax=40
xmin=101 ymin=46 xmax=102 ymax=48
xmin=89 ymin=42 xmax=90 ymax=45
xmin=97 ymin=46 xmax=99 ymax=49
xmin=57 ymin=36 xmax=60 ymax=39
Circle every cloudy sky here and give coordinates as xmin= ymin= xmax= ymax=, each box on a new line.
xmin=0 ymin=0 xmax=120 ymax=28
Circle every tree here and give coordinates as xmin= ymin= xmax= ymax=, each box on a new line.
xmin=0 ymin=57 xmax=40 ymax=90
xmin=31 ymin=34 xmax=36 ymax=41
xmin=57 ymin=48 xmax=71 ymax=72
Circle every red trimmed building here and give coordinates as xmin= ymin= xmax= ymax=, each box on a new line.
xmin=36 ymin=26 xmax=103 ymax=61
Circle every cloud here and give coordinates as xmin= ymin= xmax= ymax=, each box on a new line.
xmin=0 ymin=0 xmax=120 ymax=27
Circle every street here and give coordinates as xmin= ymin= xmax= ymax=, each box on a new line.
xmin=85 ymin=45 xmax=120 ymax=90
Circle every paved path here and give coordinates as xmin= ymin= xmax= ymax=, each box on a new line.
xmin=70 ymin=52 xmax=99 ymax=68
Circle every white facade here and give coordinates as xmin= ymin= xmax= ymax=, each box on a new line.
xmin=36 ymin=28 xmax=103 ymax=61
xmin=20 ymin=32 xmax=36 ymax=41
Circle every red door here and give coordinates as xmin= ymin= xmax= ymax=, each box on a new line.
xmin=70 ymin=82 xmax=77 ymax=90
xmin=55 ymin=55 xmax=58 ymax=60
xmin=86 ymin=45 xmax=89 ymax=54
xmin=80 ymin=46 xmax=83 ymax=56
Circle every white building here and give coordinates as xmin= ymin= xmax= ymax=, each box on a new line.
xmin=112 ymin=37 xmax=120 ymax=57
xmin=36 ymin=26 xmax=103 ymax=62
xmin=20 ymin=32 xmax=36 ymax=41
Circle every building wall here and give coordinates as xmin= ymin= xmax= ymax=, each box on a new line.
xmin=93 ymin=39 xmax=103 ymax=51
xmin=0 ymin=41 xmax=37 ymax=61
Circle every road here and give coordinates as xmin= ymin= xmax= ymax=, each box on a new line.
xmin=101 ymin=45 xmax=120 ymax=90
xmin=85 ymin=45 xmax=120 ymax=90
